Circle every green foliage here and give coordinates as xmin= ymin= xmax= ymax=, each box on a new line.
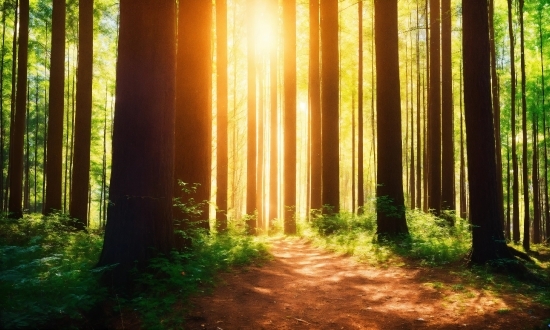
xmin=0 ymin=213 xmax=107 ymax=329
xmin=306 ymin=208 xmax=471 ymax=266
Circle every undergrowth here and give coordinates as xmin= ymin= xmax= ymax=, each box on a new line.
xmin=306 ymin=207 xmax=471 ymax=266
xmin=0 ymin=213 xmax=106 ymax=329
xmin=128 ymin=225 xmax=270 ymax=329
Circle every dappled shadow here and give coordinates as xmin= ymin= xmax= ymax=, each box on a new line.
xmin=185 ymin=238 xmax=550 ymax=329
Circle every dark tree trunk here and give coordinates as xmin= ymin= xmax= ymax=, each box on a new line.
xmin=462 ymin=0 xmax=513 ymax=264
xmin=96 ymin=0 xmax=176 ymax=286
xmin=174 ymin=0 xmax=213 ymax=241
xmin=374 ymin=0 xmax=409 ymax=238
xmin=246 ymin=0 xmax=257 ymax=233
xmin=428 ymin=0 xmax=441 ymax=216
xmin=216 ymin=0 xmax=228 ymax=233
xmin=507 ymin=0 xmax=520 ymax=244
xmin=459 ymin=68 xmax=468 ymax=220
xmin=283 ymin=0 xmax=296 ymax=234
xmin=441 ymin=0 xmax=454 ymax=218
xmin=357 ymin=0 xmax=364 ymax=214
xmin=309 ymin=0 xmax=321 ymax=213
xmin=6 ymin=0 xmax=19 ymax=212
xmin=44 ymin=0 xmax=65 ymax=215
xmin=7 ymin=0 xmax=28 ymax=219
xmin=70 ymin=0 xmax=94 ymax=229
xmin=519 ymin=0 xmax=530 ymax=251
xmin=0 ymin=8 xmax=6 ymax=213
xmin=320 ymin=0 xmax=339 ymax=214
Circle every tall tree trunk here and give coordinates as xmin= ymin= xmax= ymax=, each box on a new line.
xmin=489 ymin=0 xmax=504 ymax=229
xmin=428 ymin=0 xmax=441 ymax=217
xmin=6 ymin=0 xmax=19 ymax=211
xmin=463 ymin=0 xmax=513 ymax=264
xmin=374 ymin=0 xmax=409 ymax=238
xmin=532 ymin=113 xmax=541 ymax=244
xmin=283 ymin=0 xmax=296 ymax=234
xmin=459 ymin=66 xmax=467 ymax=220
xmin=0 ymin=8 xmax=6 ymax=213
xmin=309 ymin=0 xmax=321 ymax=213
xmin=7 ymin=0 xmax=28 ymax=219
xmin=506 ymin=146 xmax=511 ymax=239
xmin=23 ymin=84 xmax=30 ymax=211
xmin=441 ymin=0 xmax=454 ymax=218
xmin=320 ymin=0 xmax=339 ymax=214
xmin=216 ymin=0 xmax=229 ymax=233
xmin=96 ymin=0 xmax=176 ymax=285
xmin=175 ymin=0 xmax=213 ymax=242
xmin=70 ymin=0 xmax=94 ymax=229
xmin=507 ymin=0 xmax=520 ymax=244
xmin=246 ymin=0 xmax=257 ymax=232
xmin=357 ymin=0 xmax=364 ymax=214
xmin=269 ymin=0 xmax=279 ymax=225
xmin=519 ymin=0 xmax=530 ymax=251
xmin=415 ymin=1 xmax=422 ymax=210
xmin=538 ymin=6 xmax=550 ymax=243
xmin=44 ymin=0 xmax=66 ymax=215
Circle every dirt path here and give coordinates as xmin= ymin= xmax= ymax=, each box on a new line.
xmin=186 ymin=237 xmax=549 ymax=329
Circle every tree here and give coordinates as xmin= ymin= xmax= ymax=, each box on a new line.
xmin=283 ymin=0 xmax=296 ymax=234
xmin=44 ymin=0 xmax=65 ymax=215
xmin=69 ymin=0 xmax=94 ymax=229
xmin=96 ymin=0 xmax=176 ymax=285
xmin=320 ymin=0 xmax=339 ymax=214
xmin=269 ymin=0 xmax=279 ymax=225
xmin=374 ymin=0 xmax=408 ymax=238
xmin=462 ymin=0 xmax=513 ymax=264
xmin=7 ymin=0 xmax=28 ymax=219
xmin=519 ymin=0 xmax=530 ymax=251
xmin=441 ymin=0 xmax=454 ymax=218
xmin=357 ymin=0 xmax=364 ymax=214
xmin=246 ymin=0 xmax=257 ymax=233
xmin=174 ymin=0 xmax=212 ymax=240
xmin=507 ymin=0 xmax=520 ymax=243
xmin=309 ymin=0 xmax=321 ymax=213
xmin=427 ymin=0 xmax=441 ymax=216
xmin=216 ymin=0 xmax=228 ymax=233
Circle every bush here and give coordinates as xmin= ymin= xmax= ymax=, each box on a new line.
xmin=0 ymin=214 xmax=106 ymax=329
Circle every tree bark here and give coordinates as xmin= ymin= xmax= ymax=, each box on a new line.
xmin=357 ymin=0 xmax=364 ymax=214
xmin=44 ymin=0 xmax=66 ymax=215
xmin=96 ymin=0 xmax=176 ymax=286
xmin=7 ymin=0 xmax=29 ymax=219
xmin=70 ymin=0 xmax=94 ymax=229
xmin=174 ymin=0 xmax=213 ymax=241
xmin=463 ymin=0 xmax=513 ymax=264
xmin=507 ymin=0 xmax=520 ymax=244
xmin=374 ymin=0 xmax=409 ymax=238
xmin=283 ymin=0 xmax=296 ymax=234
xmin=320 ymin=0 xmax=339 ymax=214
xmin=519 ymin=0 xmax=530 ymax=251
xmin=216 ymin=0 xmax=228 ymax=233
xmin=309 ymin=0 xmax=321 ymax=213
xmin=441 ymin=0 xmax=454 ymax=218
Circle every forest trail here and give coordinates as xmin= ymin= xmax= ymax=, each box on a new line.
xmin=186 ymin=237 xmax=549 ymax=329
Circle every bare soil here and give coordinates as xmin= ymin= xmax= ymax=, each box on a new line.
xmin=186 ymin=237 xmax=550 ymax=329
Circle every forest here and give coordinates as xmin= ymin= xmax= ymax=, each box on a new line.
xmin=1 ymin=0 xmax=550 ymax=328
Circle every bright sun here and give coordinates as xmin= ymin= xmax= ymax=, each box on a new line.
xmin=252 ymin=3 xmax=276 ymax=54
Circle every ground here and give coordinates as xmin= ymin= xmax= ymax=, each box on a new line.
xmin=185 ymin=237 xmax=550 ymax=329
